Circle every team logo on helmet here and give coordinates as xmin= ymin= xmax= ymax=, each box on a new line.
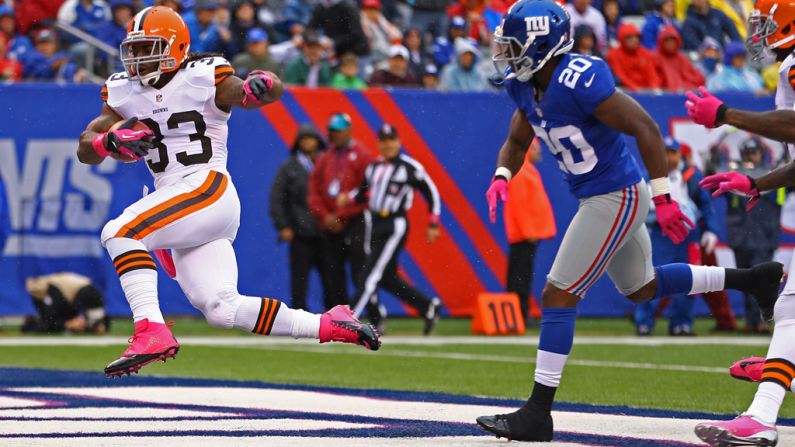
xmin=525 ymin=16 xmax=550 ymax=38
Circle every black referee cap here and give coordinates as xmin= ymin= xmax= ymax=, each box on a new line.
xmin=378 ymin=123 xmax=398 ymax=140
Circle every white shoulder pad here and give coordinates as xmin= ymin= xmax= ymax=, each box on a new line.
xmin=182 ymin=56 xmax=234 ymax=88
xmin=103 ymin=71 xmax=134 ymax=108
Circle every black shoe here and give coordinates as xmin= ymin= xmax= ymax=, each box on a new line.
xmin=748 ymin=262 xmax=785 ymax=321
xmin=423 ymin=298 xmax=441 ymax=336
xmin=476 ymin=401 xmax=553 ymax=442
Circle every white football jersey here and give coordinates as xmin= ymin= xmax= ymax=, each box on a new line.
xmin=103 ymin=56 xmax=235 ymax=189
xmin=776 ymin=53 xmax=795 ymax=159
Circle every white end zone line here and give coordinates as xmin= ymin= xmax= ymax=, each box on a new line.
xmin=0 ymin=335 xmax=773 ymax=347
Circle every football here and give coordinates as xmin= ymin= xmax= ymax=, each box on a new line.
xmin=107 ymin=119 xmax=150 ymax=163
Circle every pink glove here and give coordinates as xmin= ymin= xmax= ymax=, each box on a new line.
xmin=92 ymin=117 xmax=154 ymax=159
xmin=242 ymin=70 xmax=274 ymax=106
xmin=699 ymin=172 xmax=760 ymax=211
xmin=486 ymin=177 xmax=508 ymax=224
xmin=653 ymin=194 xmax=695 ymax=244
xmin=153 ymin=249 xmax=177 ymax=279
xmin=685 ymin=87 xmax=728 ymax=128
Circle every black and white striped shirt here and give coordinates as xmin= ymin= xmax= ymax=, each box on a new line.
xmin=353 ymin=154 xmax=441 ymax=221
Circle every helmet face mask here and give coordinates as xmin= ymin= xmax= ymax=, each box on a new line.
xmin=120 ymin=6 xmax=190 ymax=86
xmin=747 ymin=8 xmax=779 ymax=60
xmin=746 ymin=1 xmax=795 ymax=61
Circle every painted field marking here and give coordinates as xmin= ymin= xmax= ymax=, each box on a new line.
xmin=0 ymin=335 xmax=773 ymax=347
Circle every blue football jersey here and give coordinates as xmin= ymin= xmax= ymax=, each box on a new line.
xmin=504 ymin=53 xmax=641 ymax=198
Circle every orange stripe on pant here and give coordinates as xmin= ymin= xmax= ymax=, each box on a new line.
xmin=254 ymin=298 xmax=281 ymax=335
xmin=115 ymin=171 xmax=228 ymax=240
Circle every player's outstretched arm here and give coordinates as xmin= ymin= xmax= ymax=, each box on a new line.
xmin=77 ymin=103 xmax=123 ymax=165
xmin=215 ymin=70 xmax=284 ymax=110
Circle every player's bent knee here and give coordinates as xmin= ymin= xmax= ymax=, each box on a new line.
xmin=541 ymin=283 xmax=580 ymax=308
xmin=774 ymin=293 xmax=795 ymax=322
xmin=625 ymin=280 xmax=656 ymax=303
xmin=100 ymin=220 xmax=123 ymax=247
xmin=193 ymin=286 xmax=241 ymax=329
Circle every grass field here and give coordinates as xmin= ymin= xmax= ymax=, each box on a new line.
xmin=0 ymin=316 xmax=789 ymax=418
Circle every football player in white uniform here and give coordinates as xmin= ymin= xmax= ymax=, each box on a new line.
xmin=687 ymin=0 xmax=795 ymax=445
xmin=77 ymin=6 xmax=380 ymax=378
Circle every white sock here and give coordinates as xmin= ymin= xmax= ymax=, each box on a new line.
xmin=534 ymin=350 xmax=569 ymax=387
xmin=106 ymin=238 xmax=164 ymax=324
xmin=688 ymin=265 xmax=725 ymax=294
xmin=746 ymin=318 xmax=795 ymax=425
xmin=235 ymin=297 xmax=320 ymax=339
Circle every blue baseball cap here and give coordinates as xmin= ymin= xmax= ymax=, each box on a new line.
xmin=450 ymin=16 xmax=466 ymax=30
xmin=247 ymin=28 xmax=268 ymax=43
xmin=0 ymin=5 xmax=14 ymax=18
xmin=664 ymin=136 xmax=680 ymax=151
xmin=328 ymin=113 xmax=352 ymax=131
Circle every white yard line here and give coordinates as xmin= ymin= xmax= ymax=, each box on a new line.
xmin=252 ymin=345 xmax=728 ymax=374
xmin=0 ymin=335 xmax=773 ymax=347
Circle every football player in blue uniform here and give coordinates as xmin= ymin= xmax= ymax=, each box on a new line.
xmin=476 ymin=0 xmax=785 ymax=442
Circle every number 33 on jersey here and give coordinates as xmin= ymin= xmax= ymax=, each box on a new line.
xmin=504 ymin=53 xmax=641 ymax=198
xmin=102 ymin=56 xmax=234 ymax=189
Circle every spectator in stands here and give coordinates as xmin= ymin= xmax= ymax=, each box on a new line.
xmin=601 ymin=0 xmax=622 ymax=48
xmin=361 ymin=0 xmax=402 ymax=65
xmin=232 ymin=28 xmax=282 ymax=77
xmin=0 ymin=32 xmax=22 ymax=81
xmin=331 ymin=52 xmax=367 ymax=89
xmin=96 ymin=0 xmax=134 ymax=59
xmin=309 ymin=0 xmax=370 ymax=59
xmin=156 ymin=0 xmax=183 ymax=12
xmin=573 ymin=24 xmax=601 ymax=58
xmin=404 ymin=27 xmax=427 ymax=80
xmin=439 ymin=37 xmax=488 ymax=91
xmin=432 ymin=15 xmax=467 ymax=68
xmin=653 ymin=25 xmax=704 ymax=92
xmin=255 ymin=0 xmax=288 ymax=38
xmin=57 ymin=0 xmax=111 ymax=39
xmin=14 ymin=0 xmax=64 ymax=35
xmin=447 ymin=0 xmax=501 ymax=46
xmin=230 ymin=0 xmax=275 ymax=56
xmin=284 ymin=30 xmax=332 ymax=86
xmin=308 ymin=113 xmax=375 ymax=309
xmin=641 ymin=0 xmax=678 ymax=49
xmin=565 ymin=0 xmax=607 ymax=52
xmin=282 ymin=0 xmax=313 ymax=38
xmin=370 ymin=44 xmax=418 ymax=86
xmin=695 ymin=36 xmax=721 ymax=77
xmin=184 ymin=0 xmax=233 ymax=55
xmin=24 ymin=28 xmax=85 ymax=82
xmin=504 ymin=138 xmax=556 ymax=322
xmin=681 ymin=0 xmax=741 ymax=51
xmin=725 ymin=139 xmax=782 ymax=334
xmin=607 ymin=23 xmax=661 ymax=91
xmin=409 ymin=0 xmax=450 ymax=38
xmin=0 ymin=6 xmax=34 ymax=68
xmin=707 ymin=42 xmax=765 ymax=93
xmin=422 ymin=63 xmax=439 ymax=89
xmin=270 ymin=123 xmax=330 ymax=312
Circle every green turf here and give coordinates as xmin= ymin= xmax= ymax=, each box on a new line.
xmin=0 ymin=317 xmax=789 ymax=417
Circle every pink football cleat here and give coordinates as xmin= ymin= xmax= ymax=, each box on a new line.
xmin=320 ymin=305 xmax=381 ymax=351
xmin=105 ymin=319 xmax=180 ymax=377
xmin=730 ymin=356 xmax=766 ymax=383
xmin=695 ymin=416 xmax=778 ymax=446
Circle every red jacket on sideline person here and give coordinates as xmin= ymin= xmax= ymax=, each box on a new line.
xmin=606 ymin=23 xmax=661 ymax=92
xmin=653 ymin=25 xmax=705 ymax=92
xmin=308 ymin=140 xmax=375 ymax=231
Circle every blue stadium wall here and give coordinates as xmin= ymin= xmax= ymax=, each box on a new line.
xmin=0 ymin=84 xmax=779 ymax=318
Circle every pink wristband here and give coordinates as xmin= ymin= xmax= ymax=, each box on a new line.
xmin=92 ymin=132 xmax=111 ymax=157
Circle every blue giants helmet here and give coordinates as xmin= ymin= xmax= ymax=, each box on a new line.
xmin=493 ymin=0 xmax=573 ymax=82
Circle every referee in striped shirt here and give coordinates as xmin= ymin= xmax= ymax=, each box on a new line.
xmin=337 ymin=124 xmax=442 ymax=335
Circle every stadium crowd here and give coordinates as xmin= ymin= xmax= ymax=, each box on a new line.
xmin=0 ymin=0 xmax=778 ymax=93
